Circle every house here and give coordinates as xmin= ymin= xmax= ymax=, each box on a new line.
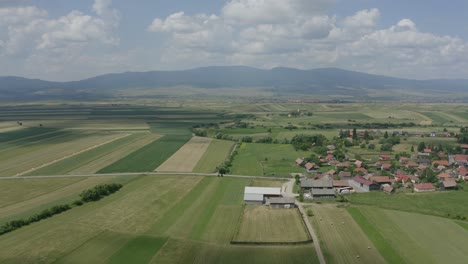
xmin=408 ymin=175 xmax=420 ymax=184
xmin=243 ymin=187 xmax=281 ymax=204
xmin=370 ymin=176 xmax=393 ymax=186
xmin=441 ymin=179 xmax=457 ymax=190
xmin=268 ymin=197 xmax=296 ymax=208
xmin=325 ymin=154 xmax=335 ymax=161
xmin=354 ymin=167 xmax=368 ymax=175
xmin=399 ymin=157 xmax=409 ymax=164
xmin=424 ymin=148 xmax=432 ymax=154
xmin=352 ymin=176 xmax=380 ymax=191
xmin=295 ymin=157 xmax=306 ymax=166
xmin=432 ymin=160 xmax=450 ymax=167
xmin=414 ymin=183 xmax=435 ymax=192
xmin=437 ymin=172 xmax=452 ymax=180
xmin=355 ymin=160 xmax=363 ymax=168
xmin=450 ymin=154 xmax=468 ymax=166
xmin=458 ymin=167 xmax=467 ymax=180
xmin=381 ymin=163 xmax=392 ymax=171
xmin=438 ymin=151 xmax=447 ymax=158
xmin=395 ymin=173 xmax=410 ymax=183
xmin=305 ymin=162 xmax=319 ymax=172
xmin=379 ymin=154 xmax=391 ymax=161
xmin=461 ymin=144 xmax=468 ymax=150
xmin=310 ymin=188 xmax=336 ymax=198
xmin=406 ymin=161 xmax=418 ymax=168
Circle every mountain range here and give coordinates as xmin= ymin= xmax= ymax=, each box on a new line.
xmin=1 ymin=66 xmax=467 ymax=101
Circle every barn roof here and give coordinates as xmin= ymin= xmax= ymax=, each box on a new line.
xmin=311 ymin=189 xmax=336 ymax=195
xmin=244 ymin=187 xmax=281 ymax=201
xmin=301 ymin=179 xmax=333 ymax=188
xmin=269 ymin=197 xmax=296 ymax=204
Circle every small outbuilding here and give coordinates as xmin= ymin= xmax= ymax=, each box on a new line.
xmin=268 ymin=197 xmax=296 ymax=208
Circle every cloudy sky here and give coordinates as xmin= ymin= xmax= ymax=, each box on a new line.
xmin=1 ymin=0 xmax=467 ymax=81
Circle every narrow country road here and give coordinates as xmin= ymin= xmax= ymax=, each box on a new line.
xmin=282 ymin=180 xmax=326 ymax=264
xmin=0 ymin=171 xmax=291 ymax=180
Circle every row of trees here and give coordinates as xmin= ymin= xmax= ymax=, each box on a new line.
xmin=0 ymin=183 xmax=123 ymax=236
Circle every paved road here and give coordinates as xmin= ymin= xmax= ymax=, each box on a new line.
xmin=0 ymin=171 xmax=290 ymax=180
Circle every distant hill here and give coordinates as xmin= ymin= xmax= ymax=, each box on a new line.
xmin=1 ymin=66 xmax=467 ymax=101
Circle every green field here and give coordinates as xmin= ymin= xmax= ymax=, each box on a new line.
xmin=347 ymin=186 xmax=468 ymax=219
xmin=192 ymin=139 xmax=234 ymax=173
xmin=349 ymin=206 xmax=468 ymax=264
xmin=99 ymin=134 xmax=191 ymax=173
xmin=308 ymin=205 xmax=385 ymax=264
xmin=234 ymin=205 xmax=310 ymax=243
xmin=230 ymin=143 xmax=308 ymax=176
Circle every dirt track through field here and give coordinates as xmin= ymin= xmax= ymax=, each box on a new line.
xmin=156 ymin=137 xmax=212 ymax=172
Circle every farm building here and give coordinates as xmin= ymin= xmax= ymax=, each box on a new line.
xmin=311 ymin=188 xmax=336 ymax=199
xmin=441 ymin=179 xmax=457 ymax=190
xmin=332 ymin=180 xmax=349 ymax=188
xmin=243 ymin=187 xmax=281 ymax=204
xmin=383 ymin=185 xmax=394 ymax=194
xmin=295 ymin=157 xmax=306 ymax=166
xmin=369 ymin=176 xmax=393 ymax=186
xmin=305 ymin=162 xmax=319 ymax=172
xmin=268 ymin=197 xmax=296 ymax=208
xmin=300 ymin=179 xmax=333 ymax=191
xmin=351 ymin=176 xmax=380 ymax=191
xmin=414 ymin=183 xmax=435 ymax=192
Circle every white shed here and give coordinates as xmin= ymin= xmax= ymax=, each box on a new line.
xmin=243 ymin=187 xmax=281 ymax=204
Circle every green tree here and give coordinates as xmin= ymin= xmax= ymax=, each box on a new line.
xmin=384 ymin=131 xmax=389 ymax=139
xmin=417 ymin=142 xmax=426 ymax=152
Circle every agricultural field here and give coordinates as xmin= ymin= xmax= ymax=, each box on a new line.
xmin=157 ymin=137 xmax=212 ymax=172
xmin=308 ymin=204 xmax=385 ymax=264
xmin=233 ymin=205 xmax=310 ymax=243
xmin=230 ymin=143 xmax=308 ymax=176
xmin=347 ymin=185 xmax=468 ymax=219
xmin=192 ymin=139 xmax=234 ymax=173
xmin=0 ymin=176 xmax=317 ymax=264
xmin=349 ymin=206 xmax=468 ymax=264
xmin=99 ymin=134 xmax=191 ymax=173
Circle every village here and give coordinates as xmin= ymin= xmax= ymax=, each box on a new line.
xmin=293 ymin=130 xmax=468 ymax=200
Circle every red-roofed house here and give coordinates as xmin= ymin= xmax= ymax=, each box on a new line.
xmin=452 ymin=155 xmax=468 ymax=166
xmin=414 ymin=183 xmax=435 ymax=192
xmin=336 ymin=162 xmax=350 ymax=168
xmin=379 ymin=154 xmax=391 ymax=161
xmin=432 ymin=160 xmax=450 ymax=167
xmin=458 ymin=167 xmax=467 ymax=180
xmin=437 ymin=172 xmax=452 ymax=180
xmin=423 ymin=148 xmax=432 ymax=154
xmin=399 ymin=157 xmax=409 ymax=164
xmin=406 ymin=161 xmax=418 ymax=168
xmin=381 ymin=163 xmax=392 ymax=171
xmin=396 ymin=173 xmax=410 ymax=183
xmin=461 ymin=144 xmax=468 ymax=149
xmin=325 ymin=154 xmax=335 ymax=161
xmin=305 ymin=162 xmax=319 ymax=172
xmin=441 ymin=179 xmax=457 ymax=190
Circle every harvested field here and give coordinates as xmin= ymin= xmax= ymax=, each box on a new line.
xmin=193 ymin=139 xmax=234 ymax=173
xmin=156 ymin=137 xmax=212 ymax=172
xmin=234 ymin=205 xmax=310 ymax=243
xmin=308 ymin=205 xmax=385 ymax=264
xmin=0 ymin=132 xmax=123 ymax=177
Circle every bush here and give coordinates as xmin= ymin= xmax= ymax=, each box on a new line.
xmin=307 ymin=209 xmax=314 ymax=217
xmin=80 ymin=183 xmax=123 ymax=202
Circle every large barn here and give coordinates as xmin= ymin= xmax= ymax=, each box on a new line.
xmin=243 ymin=187 xmax=281 ymax=204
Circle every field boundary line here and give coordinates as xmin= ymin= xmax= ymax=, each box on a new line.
xmin=15 ymin=134 xmax=130 ymax=177
xmin=297 ymin=203 xmax=326 ymax=264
